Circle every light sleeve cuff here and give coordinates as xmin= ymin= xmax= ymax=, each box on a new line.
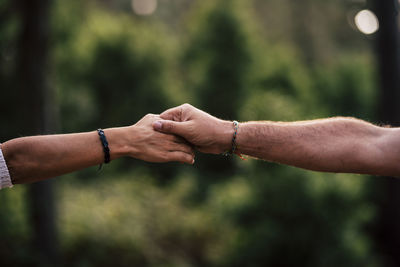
xmin=0 ymin=145 xmax=13 ymax=189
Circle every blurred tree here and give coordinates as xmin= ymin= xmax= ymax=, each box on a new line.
xmin=16 ymin=0 xmax=59 ymax=265
xmin=252 ymin=0 xmax=371 ymax=65
xmin=56 ymin=16 xmax=172 ymax=131
xmin=51 ymin=4 xmax=176 ymax=132
xmin=52 ymin=6 xmax=185 ymax=180
xmin=88 ymin=36 xmax=170 ymax=129
xmin=183 ymin=0 xmax=253 ymax=182
xmin=245 ymin=43 xmax=319 ymax=119
xmin=234 ymin=48 xmax=377 ymax=267
xmin=0 ymin=0 xmax=19 ymax=140
xmin=313 ymin=55 xmax=378 ymax=119
xmin=0 ymin=0 xmax=383 ymax=266
xmin=185 ymin=0 xmax=251 ymax=121
xmin=221 ymin=169 xmax=374 ymax=267
xmin=371 ymin=1 xmax=400 ymax=267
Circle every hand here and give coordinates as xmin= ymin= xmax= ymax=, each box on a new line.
xmin=126 ymin=114 xmax=195 ymax=164
xmin=152 ymin=104 xmax=233 ymax=154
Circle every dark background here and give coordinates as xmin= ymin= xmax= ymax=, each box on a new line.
xmin=0 ymin=0 xmax=399 ymax=266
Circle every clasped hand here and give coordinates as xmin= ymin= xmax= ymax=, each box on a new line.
xmin=128 ymin=113 xmax=195 ymax=164
xmin=136 ymin=104 xmax=231 ymax=165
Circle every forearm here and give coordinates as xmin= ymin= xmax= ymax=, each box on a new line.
xmin=234 ymin=117 xmax=396 ymax=176
xmin=155 ymin=104 xmax=400 ymax=176
xmin=1 ymin=127 xmax=131 ymax=184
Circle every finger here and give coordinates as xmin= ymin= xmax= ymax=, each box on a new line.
xmin=169 ymin=134 xmax=191 ymax=145
xmin=167 ymin=151 xmax=195 ymax=165
xmin=160 ymin=106 xmax=182 ymax=121
xmin=173 ymin=137 xmax=196 ymax=155
xmin=136 ymin=113 xmax=160 ymax=125
xmin=169 ymin=142 xmax=195 ymax=155
xmin=166 ymin=133 xmax=196 ymax=152
xmin=153 ymin=120 xmax=189 ymax=137
xmin=161 ymin=134 xmax=194 ymax=153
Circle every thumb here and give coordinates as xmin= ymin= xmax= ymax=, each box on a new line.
xmin=153 ymin=120 xmax=187 ymax=136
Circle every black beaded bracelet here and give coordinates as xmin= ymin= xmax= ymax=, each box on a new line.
xmin=97 ymin=129 xmax=110 ymax=169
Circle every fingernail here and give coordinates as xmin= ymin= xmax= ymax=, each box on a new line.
xmin=192 ymin=159 xmax=195 ymax=165
xmin=153 ymin=121 xmax=162 ymax=130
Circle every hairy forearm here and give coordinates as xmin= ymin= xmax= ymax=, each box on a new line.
xmin=235 ymin=117 xmax=400 ymax=176
xmin=1 ymin=127 xmax=130 ymax=184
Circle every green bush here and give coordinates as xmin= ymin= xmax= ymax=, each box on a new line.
xmin=0 ymin=0 xmax=381 ymax=266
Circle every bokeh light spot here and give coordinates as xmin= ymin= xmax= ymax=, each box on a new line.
xmin=354 ymin=9 xmax=379 ymax=35
xmin=132 ymin=0 xmax=157 ymax=16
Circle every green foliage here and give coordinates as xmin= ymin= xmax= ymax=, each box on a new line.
xmin=313 ymin=54 xmax=378 ymax=120
xmin=220 ymin=168 xmax=375 ymax=267
xmin=182 ymin=0 xmax=257 ymax=176
xmin=183 ymin=0 xmax=253 ymax=120
xmin=53 ymin=8 xmax=178 ymax=131
xmin=0 ymin=187 xmax=33 ymax=266
xmin=240 ymin=44 xmax=318 ymax=122
xmin=0 ymin=0 xmax=21 ymax=140
xmin=0 ymin=0 xmax=381 ymax=266
xmin=57 ymin=171 xmax=235 ymax=267
xmin=54 ymin=169 xmax=374 ymax=267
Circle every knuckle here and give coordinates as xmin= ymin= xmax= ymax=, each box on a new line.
xmin=180 ymin=145 xmax=189 ymax=152
xmin=160 ymin=152 xmax=168 ymax=161
xmin=182 ymin=103 xmax=192 ymax=109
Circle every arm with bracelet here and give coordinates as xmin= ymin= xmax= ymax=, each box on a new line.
xmin=154 ymin=104 xmax=400 ymax=177
xmin=0 ymin=114 xmax=194 ymax=189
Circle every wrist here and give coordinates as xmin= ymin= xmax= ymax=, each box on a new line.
xmin=104 ymin=127 xmax=132 ymax=160
xmin=217 ymin=120 xmax=236 ymax=153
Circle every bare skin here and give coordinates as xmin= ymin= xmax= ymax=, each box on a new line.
xmin=2 ymin=114 xmax=194 ymax=185
xmin=153 ymin=103 xmax=400 ymax=177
